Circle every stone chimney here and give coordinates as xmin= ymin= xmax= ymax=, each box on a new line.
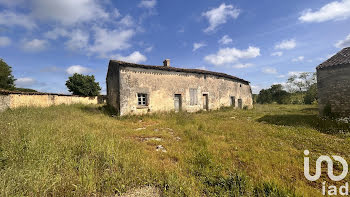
xmin=163 ymin=59 xmax=170 ymax=67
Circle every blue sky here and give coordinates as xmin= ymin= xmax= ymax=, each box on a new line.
xmin=0 ymin=0 xmax=350 ymax=94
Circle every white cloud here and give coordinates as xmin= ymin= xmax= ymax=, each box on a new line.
xmin=31 ymin=0 xmax=109 ymax=25
xmin=292 ymin=56 xmax=305 ymax=62
xmin=232 ymin=63 xmax=253 ymax=69
xmin=44 ymin=28 xmax=69 ymax=40
xmin=89 ymin=27 xmax=135 ymax=57
xmin=262 ymin=67 xmax=277 ymax=74
xmin=204 ymin=46 xmax=260 ymax=66
xmin=335 ymin=33 xmax=350 ymax=48
xmin=66 ymin=65 xmax=92 ymax=75
xmin=219 ymin=35 xmax=233 ymax=45
xmin=113 ymin=8 xmax=121 ymax=18
xmin=275 ymin=39 xmax=296 ymax=50
xmin=64 ymin=29 xmax=89 ymax=51
xmin=16 ymin=77 xmax=36 ymax=87
xmin=277 ymin=74 xmax=286 ymax=78
xmin=0 ymin=11 xmax=36 ymax=29
xmin=271 ymin=51 xmax=283 ymax=56
xmin=195 ymin=66 xmax=207 ymax=70
xmin=119 ymin=15 xmax=134 ymax=27
xmin=251 ymin=85 xmax=261 ymax=94
xmin=202 ymin=3 xmax=240 ymax=32
xmin=21 ymin=39 xmax=47 ymax=52
xmin=288 ymin=71 xmax=303 ymax=76
xmin=145 ymin=46 xmax=153 ymax=52
xmin=299 ymin=0 xmax=350 ymax=23
xmin=112 ymin=51 xmax=147 ymax=63
xmin=0 ymin=36 xmax=11 ymax=47
xmin=138 ymin=0 xmax=157 ymax=9
xmin=178 ymin=27 xmax=185 ymax=33
xmin=193 ymin=42 xmax=206 ymax=51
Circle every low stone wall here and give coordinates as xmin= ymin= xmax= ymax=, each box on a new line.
xmin=0 ymin=91 xmax=101 ymax=112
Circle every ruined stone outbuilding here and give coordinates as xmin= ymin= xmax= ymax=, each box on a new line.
xmin=106 ymin=59 xmax=253 ymax=116
xmin=317 ymin=47 xmax=350 ymax=117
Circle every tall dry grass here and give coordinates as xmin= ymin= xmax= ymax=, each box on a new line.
xmin=0 ymin=104 xmax=349 ymax=196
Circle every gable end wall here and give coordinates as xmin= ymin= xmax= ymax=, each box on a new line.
xmin=317 ymin=64 xmax=350 ymax=116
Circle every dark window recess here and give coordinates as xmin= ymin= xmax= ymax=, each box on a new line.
xmin=137 ymin=93 xmax=148 ymax=106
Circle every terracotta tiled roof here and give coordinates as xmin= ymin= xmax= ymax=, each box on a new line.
xmin=317 ymin=47 xmax=350 ymax=69
xmin=108 ymin=60 xmax=250 ymax=84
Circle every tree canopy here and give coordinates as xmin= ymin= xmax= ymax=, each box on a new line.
xmin=65 ymin=73 xmax=101 ymax=96
xmin=0 ymin=59 xmax=16 ymax=90
xmin=257 ymin=84 xmax=290 ymax=104
xmin=256 ymin=72 xmax=317 ymax=105
xmin=286 ymin=72 xmax=316 ymax=92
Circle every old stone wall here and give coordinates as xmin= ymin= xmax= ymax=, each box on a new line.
xmin=317 ymin=64 xmax=350 ymax=116
xmin=114 ymin=67 xmax=253 ymax=116
xmin=0 ymin=93 xmax=99 ymax=112
xmin=0 ymin=95 xmax=10 ymax=112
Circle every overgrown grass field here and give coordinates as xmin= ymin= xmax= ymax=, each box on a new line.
xmin=1 ymin=104 xmax=350 ymax=196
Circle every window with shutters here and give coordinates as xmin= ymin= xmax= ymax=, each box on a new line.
xmin=189 ymin=88 xmax=198 ymax=105
xmin=137 ymin=93 xmax=148 ymax=106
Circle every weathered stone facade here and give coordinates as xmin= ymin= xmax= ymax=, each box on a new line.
xmin=107 ymin=60 xmax=253 ymax=116
xmin=317 ymin=47 xmax=350 ymax=117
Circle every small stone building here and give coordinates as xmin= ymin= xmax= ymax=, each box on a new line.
xmin=106 ymin=59 xmax=253 ymax=116
xmin=317 ymin=47 xmax=350 ymax=117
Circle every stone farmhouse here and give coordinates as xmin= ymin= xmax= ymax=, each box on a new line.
xmin=106 ymin=59 xmax=253 ymax=116
xmin=317 ymin=47 xmax=350 ymax=117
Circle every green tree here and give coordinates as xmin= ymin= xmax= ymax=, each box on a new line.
xmin=285 ymin=72 xmax=317 ymax=104
xmin=270 ymin=84 xmax=290 ymax=104
xmin=304 ymin=83 xmax=317 ymax=104
xmin=257 ymin=84 xmax=290 ymax=104
xmin=257 ymin=89 xmax=273 ymax=104
xmin=0 ymin=59 xmax=16 ymax=90
xmin=65 ymin=73 xmax=101 ymax=96
xmin=286 ymin=72 xmax=316 ymax=92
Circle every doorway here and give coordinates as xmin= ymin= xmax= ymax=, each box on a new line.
xmin=203 ymin=93 xmax=209 ymax=111
xmin=174 ymin=94 xmax=182 ymax=112
xmin=231 ymin=96 xmax=235 ymax=107
xmin=238 ymin=99 xmax=243 ymax=109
